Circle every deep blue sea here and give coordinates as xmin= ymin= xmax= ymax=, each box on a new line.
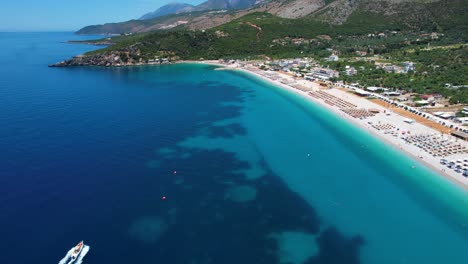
xmin=1 ymin=32 xmax=468 ymax=264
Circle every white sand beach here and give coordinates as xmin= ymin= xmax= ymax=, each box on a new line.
xmin=191 ymin=60 xmax=468 ymax=189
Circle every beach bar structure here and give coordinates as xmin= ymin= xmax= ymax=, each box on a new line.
xmin=451 ymin=130 xmax=468 ymax=141
xmin=354 ymin=90 xmax=371 ymax=97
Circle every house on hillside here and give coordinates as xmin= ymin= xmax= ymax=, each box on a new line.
xmin=383 ymin=65 xmax=395 ymax=73
xmin=312 ymin=67 xmax=339 ymax=80
xmin=431 ymin=94 xmax=443 ymax=100
xmin=402 ymin=61 xmax=415 ymax=72
xmin=292 ymin=38 xmax=306 ymax=45
xmin=345 ymin=66 xmax=357 ymax=76
xmin=383 ymin=64 xmax=404 ymax=73
xmin=328 ymin=55 xmax=339 ymax=61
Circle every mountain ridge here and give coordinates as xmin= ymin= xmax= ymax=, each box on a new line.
xmin=76 ymin=0 xmax=323 ymax=34
xmin=75 ymin=0 xmax=466 ymax=41
xmin=77 ymin=0 xmax=455 ymax=35
xmin=139 ymin=3 xmax=194 ymax=20
xmin=139 ymin=0 xmax=269 ymax=21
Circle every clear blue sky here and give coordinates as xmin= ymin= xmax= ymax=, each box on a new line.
xmin=0 ymin=0 xmax=204 ymax=31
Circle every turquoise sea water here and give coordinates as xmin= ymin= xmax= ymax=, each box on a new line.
xmin=1 ymin=32 xmax=468 ymax=264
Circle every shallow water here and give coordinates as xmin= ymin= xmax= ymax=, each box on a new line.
xmin=0 ymin=33 xmax=467 ymax=264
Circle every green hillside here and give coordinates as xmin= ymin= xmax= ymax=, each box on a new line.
xmin=57 ymin=0 xmax=468 ymax=103
xmin=85 ymin=0 xmax=467 ymax=61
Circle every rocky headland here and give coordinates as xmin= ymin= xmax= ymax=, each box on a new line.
xmin=67 ymin=40 xmax=115 ymax=46
xmin=49 ymin=45 xmax=178 ymax=67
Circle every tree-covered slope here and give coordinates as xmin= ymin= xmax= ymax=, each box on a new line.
xmin=81 ymin=0 xmax=466 ymax=61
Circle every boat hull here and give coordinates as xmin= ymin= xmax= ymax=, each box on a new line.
xmin=59 ymin=245 xmax=90 ymax=264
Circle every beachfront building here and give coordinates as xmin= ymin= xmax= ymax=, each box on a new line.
xmin=366 ymin=86 xmax=388 ymax=93
xmin=433 ymin=112 xmax=456 ymax=120
xmin=382 ymin=91 xmax=401 ymax=97
xmin=147 ymin=59 xmax=159 ymax=64
xmin=451 ymin=130 xmax=468 ymax=141
xmin=311 ymin=67 xmax=339 ymax=80
xmin=455 ymin=117 xmax=468 ymax=124
xmin=354 ymin=90 xmax=372 ymax=97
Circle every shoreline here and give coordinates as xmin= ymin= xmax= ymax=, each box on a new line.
xmin=188 ymin=60 xmax=468 ymax=190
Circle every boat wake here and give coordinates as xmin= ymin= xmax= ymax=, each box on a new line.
xmin=58 ymin=245 xmax=90 ymax=264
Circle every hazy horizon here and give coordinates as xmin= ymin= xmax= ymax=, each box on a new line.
xmin=0 ymin=0 xmax=205 ymax=31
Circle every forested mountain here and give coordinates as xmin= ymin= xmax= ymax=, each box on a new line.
xmin=57 ymin=0 xmax=468 ymax=102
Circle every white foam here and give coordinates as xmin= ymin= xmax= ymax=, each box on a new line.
xmin=58 ymin=245 xmax=90 ymax=264
xmin=75 ymin=245 xmax=90 ymax=264
xmin=58 ymin=248 xmax=73 ymax=264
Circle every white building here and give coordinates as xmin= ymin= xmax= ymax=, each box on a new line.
xmin=298 ymin=61 xmax=309 ymax=68
xmin=366 ymin=86 xmax=388 ymax=92
xmin=414 ymin=100 xmax=430 ymax=106
xmin=433 ymin=112 xmax=456 ymax=119
xmin=345 ymin=66 xmax=357 ymax=75
xmin=328 ymin=55 xmax=339 ymax=61
xmin=403 ymin=61 xmax=415 ymax=72
xmin=455 ymin=117 xmax=468 ymax=124
xmin=382 ymin=91 xmax=401 ymax=96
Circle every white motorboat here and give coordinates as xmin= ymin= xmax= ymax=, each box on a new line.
xmin=59 ymin=241 xmax=90 ymax=264
xmin=69 ymin=241 xmax=84 ymax=263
